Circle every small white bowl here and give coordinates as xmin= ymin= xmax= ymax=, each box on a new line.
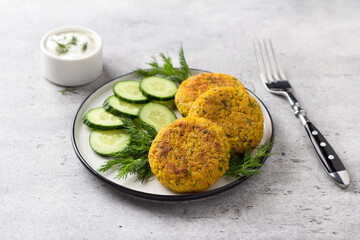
xmin=40 ymin=26 xmax=103 ymax=86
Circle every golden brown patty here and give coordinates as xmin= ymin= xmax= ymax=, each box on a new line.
xmin=188 ymin=86 xmax=264 ymax=154
xmin=175 ymin=73 xmax=245 ymax=117
xmin=148 ymin=116 xmax=231 ymax=193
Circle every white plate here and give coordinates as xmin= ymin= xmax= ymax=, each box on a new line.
xmin=71 ymin=70 xmax=274 ymax=201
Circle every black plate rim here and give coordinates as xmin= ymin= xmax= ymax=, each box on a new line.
xmin=71 ymin=69 xmax=275 ymax=201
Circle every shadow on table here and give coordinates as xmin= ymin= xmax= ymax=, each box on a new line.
xmin=96 ymin=177 xmax=262 ymax=219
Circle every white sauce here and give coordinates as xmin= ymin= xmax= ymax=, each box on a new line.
xmin=45 ymin=31 xmax=98 ymax=59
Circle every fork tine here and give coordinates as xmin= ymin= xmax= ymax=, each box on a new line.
xmin=258 ymin=41 xmax=275 ymax=83
xmin=264 ymin=40 xmax=280 ymax=81
xmin=268 ymin=39 xmax=288 ymax=80
xmin=253 ymin=42 xmax=268 ymax=83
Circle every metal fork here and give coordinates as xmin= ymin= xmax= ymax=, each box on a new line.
xmin=254 ymin=39 xmax=350 ymax=188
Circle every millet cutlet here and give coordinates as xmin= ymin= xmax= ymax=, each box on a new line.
xmin=188 ymin=86 xmax=264 ymax=154
xmin=175 ymin=73 xmax=245 ymax=117
xmin=148 ymin=116 xmax=231 ymax=193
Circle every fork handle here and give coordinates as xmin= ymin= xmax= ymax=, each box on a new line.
xmin=285 ymin=91 xmax=350 ymax=188
xmin=298 ymin=115 xmax=350 ymax=188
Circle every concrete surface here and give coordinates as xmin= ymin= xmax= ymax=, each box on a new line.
xmin=1 ymin=0 xmax=360 ymax=239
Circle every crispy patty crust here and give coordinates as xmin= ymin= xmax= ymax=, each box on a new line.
xmin=175 ymin=73 xmax=245 ymax=117
xmin=188 ymin=86 xmax=264 ymax=154
xmin=148 ymin=116 xmax=231 ymax=193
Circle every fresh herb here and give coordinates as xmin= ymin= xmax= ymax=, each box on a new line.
xmin=69 ymin=36 xmax=77 ymax=45
xmin=82 ymin=42 xmax=88 ymax=52
xmin=55 ymin=36 xmax=77 ymax=55
xmin=225 ymin=140 xmax=275 ymax=179
xmin=55 ymin=42 xmax=69 ymax=55
xmin=133 ymin=45 xmax=191 ymax=84
xmin=59 ymin=88 xmax=78 ymax=95
xmin=99 ymin=115 xmax=157 ymax=182
xmin=248 ymin=97 xmax=255 ymax=108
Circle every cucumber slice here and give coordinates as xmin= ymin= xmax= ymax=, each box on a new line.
xmin=89 ymin=129 xmax=130 ymax=156
xmin=138 ymin=102 xmax=177 ymax=132
xmin=113 ymin=80 xmax=149 ymax=103
xmin=140 ymin=76 xmax=178 ymax=101
xmin=83 ymin=107 xmax=124 ymax=130
xmin=103 ymin=95 xmax=143 ymax=117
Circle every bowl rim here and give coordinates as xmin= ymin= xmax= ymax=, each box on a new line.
xmin=40 ymin=26 xmax=102 ymax=62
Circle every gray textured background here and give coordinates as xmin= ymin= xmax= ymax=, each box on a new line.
xmin=1 ymin=0 xmax=359 ymax=239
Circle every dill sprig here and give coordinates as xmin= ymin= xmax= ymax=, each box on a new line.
xmin=69 ymin=36 xmax=77 ymax=45
xmin=55 ymin=36 xmax=77 ymax=55
xmin=82 ymin=42 xmax=88 ymax=52
xmin=98 ymin=115 xmax=157 ymax=182
xmin=133 ymin=45 xmax=191 ymax=84
xmin=225 ymin=140 xmax=275 ymax=179
xmin=59 ymin=88 xmax=78 ymax=95
xmin=55 ymin=42 xmax=69 ymax=55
